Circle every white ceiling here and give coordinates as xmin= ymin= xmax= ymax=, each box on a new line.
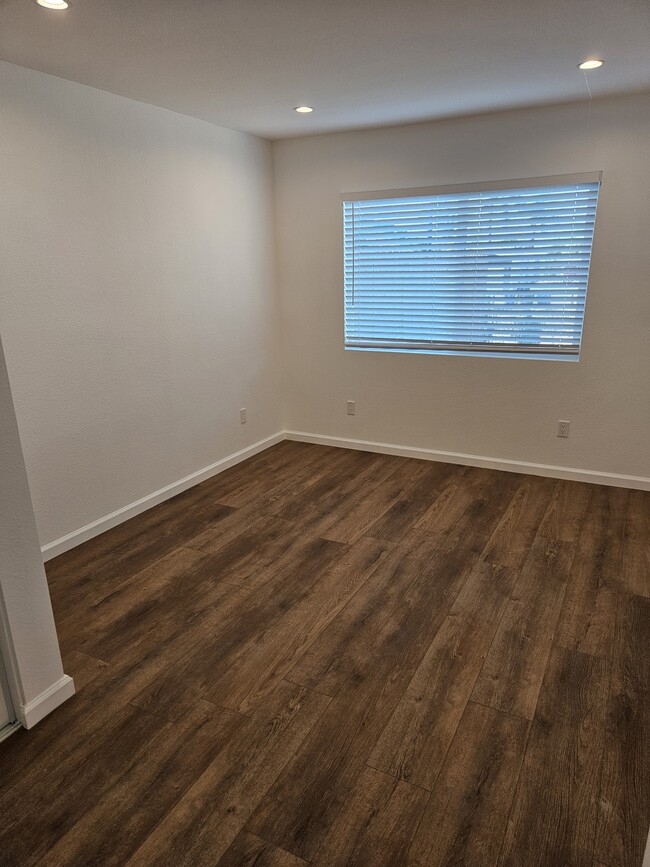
xmin=1 ymin=0 xmax=649 ymax=139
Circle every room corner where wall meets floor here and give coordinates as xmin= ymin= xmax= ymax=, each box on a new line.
xmin=0 ymin=60 xmax=283 ymax=557
xmin=1 ymin=58 xmax=648 ymax=558
xmin=273 ymin=91 xmax=650 ymax=494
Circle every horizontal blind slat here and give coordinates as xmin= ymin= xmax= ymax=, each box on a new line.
xmin=343 ymin=180 xmax=598 ymax=355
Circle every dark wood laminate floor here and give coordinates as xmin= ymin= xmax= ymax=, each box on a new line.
xmin=1 ymin=440 xmax=648 ymax=866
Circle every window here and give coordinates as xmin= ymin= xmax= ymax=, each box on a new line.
xmin=343 ymin=173 xmax=601 ymax=359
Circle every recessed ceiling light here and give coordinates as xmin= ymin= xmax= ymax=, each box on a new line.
xmin=294 ymin=106 xmax=314 ymax=113
xmin=578 ymin=59 xmax=604 ymax=70
xmin=36 ymin=0 xmax=69 ymax=7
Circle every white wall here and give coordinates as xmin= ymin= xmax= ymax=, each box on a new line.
xmin=273 ymin=93 xmax=650 ymax=483
xmin=0 ymin=61 xmax=282 ymax=550
xmin=0 ymin=334 xmax=74 ymax=727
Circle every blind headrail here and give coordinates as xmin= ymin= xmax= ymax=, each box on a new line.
xmin=341 ymin=172 xmax=603 ymax=203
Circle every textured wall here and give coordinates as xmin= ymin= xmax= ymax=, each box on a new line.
xmin=273 ymin=93 xmax=650 ymax=480
xmin=0 ymin=61 xmax=283 ymax=547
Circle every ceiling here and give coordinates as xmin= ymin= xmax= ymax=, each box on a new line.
xmin=1 ymin=0 xmax=649 ymax=139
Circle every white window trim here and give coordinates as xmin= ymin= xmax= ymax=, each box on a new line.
xmin=340 ymin=171 xmax=603 ymax=203
xmin=342 ymin=172 xmax=602 ymax=361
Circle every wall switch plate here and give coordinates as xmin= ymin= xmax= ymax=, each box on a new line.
xmin=346 ymin=400 xmax=356 ymax=416
xmin=557 ymin=419 xmax=570 ymax=438
xmin=240 ymin=408 xmax=247 ymax=424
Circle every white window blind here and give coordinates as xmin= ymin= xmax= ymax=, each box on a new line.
xmin=343 ymin=173 xmax=601 ymax=358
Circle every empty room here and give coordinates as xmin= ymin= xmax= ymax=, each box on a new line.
xmin=0 ymin=0 xmax=648 ymax=865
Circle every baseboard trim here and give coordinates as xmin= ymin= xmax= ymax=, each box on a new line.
xmin=284 ymin=430 xmax=650 ymax=491
xmin=19 ymin=674 xmax=76 ymax=729
xmin=40 ymin=427 xmax=650 ymax=562
xmin=41 ymin=432 xmax=285 ymax=561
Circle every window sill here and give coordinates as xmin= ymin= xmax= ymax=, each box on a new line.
xmin=344 ymin=346 xmax=580 ymax=362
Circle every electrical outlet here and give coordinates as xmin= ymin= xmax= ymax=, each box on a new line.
xmin=557 ymin=420 xmax=570 ymax=438
xmin=346 ymin=400 xmax=356 ymax=416
xmin=240 ymin=408 xmax=247 ymax=424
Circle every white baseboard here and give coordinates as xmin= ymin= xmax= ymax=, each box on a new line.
xmin=41 ymin=432 xmax=285 ymax=561
xmin=40 ymin=427 xmax=650 ymax=564
xmin=285 ymin=430 xmax=650 ymax=491
xmin=19 ymin=674 xmax=76 ymax=729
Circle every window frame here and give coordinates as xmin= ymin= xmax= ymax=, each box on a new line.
xmin=341 ymin=172 xmax=602 ymax=362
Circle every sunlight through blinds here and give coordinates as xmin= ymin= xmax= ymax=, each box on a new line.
xmin=343 ymin=174 xmax=601 ymax=357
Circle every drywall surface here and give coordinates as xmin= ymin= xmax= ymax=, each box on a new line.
xmin=273 ymin=93 xmax=650 ymax=480
xmin=0 ymin=61 xmax=282 ymax=547
xmin=0 ymin=334 xmax=71 ymax=718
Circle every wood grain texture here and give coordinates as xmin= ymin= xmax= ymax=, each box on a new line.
xmin=248 ymin=542 xmax=473 ymax=859
xmin=217 ymin=831 xmax=308 ymax=866
xmin=312 ymin=767 xmax=429 ymax=867
xmin=0 ymin=442 xmax=646 ymax=866
xmin=128 ymin=682 xmax=330 ymax=866
xmin=368 ymin=560 xmax=518 ymax=789
xmin=407 ymin=701 xmax=529 ymax=867
xmin=471 ymin=534 xmax=576 ymax=719
xmin=38 ymin=701 xmax=243 ymax=867
xmin=499 ymin=646 xmax=610 ymax=867
xmin=481 ymin=474 xmax=557 ymax=568
xmin=537 ymin=478 xmax=593 ymax=543
xmin=554 ymin=485 xmax=626 ymax=657
xmin=620 ymin=490 xmax=650 ymax=597
xmin=208 ymin=536 xmax=392 ymax=714
xmin=594 ymin=594 xmax=650 ymax=867
xmin=367 ymin=461 xmax=464 ymax=543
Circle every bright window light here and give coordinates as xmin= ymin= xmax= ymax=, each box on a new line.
xmin=342 ymin=174 xmax=601 ymax=360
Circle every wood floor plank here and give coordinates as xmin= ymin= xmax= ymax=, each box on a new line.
xmin=311 ymin=767 xmax=429 ymax=867
xmin=53 ymin=507 xmax=296 ymax=647
xmin=193 ymin=439 xmax=320 ymax=506
xmin=471 ymin=535 xmax=576 ymax=719
xmin=407 ymin=701 xmax=529 ymax=867
xmin=499 ymin=646 xmax=610 ymax=867
xmin=286 ymin=531 xmax=460 ymax=697
xmin=620 ymin=489 xmax=650 ymax=597
xmin=0 ymin=656 xmax=145 ymax=803
xmin=270 ymin=450 xmax=390 ymax=524
xmin=47 ymin=498 xmax=237 ymax=623
xmin=555 ymin=485 xmax=626 ymax=657
xmin=128 ymin=535 xmax=347 ymax=720
xmin=321 ymin=457 xmax=431 ymax=544
xmin=60 ymin=648 xmax=110 ymax=690
xmin=2 ymin=444 xmax=648 ymax=865
xmin=537 ymin=478 xmax=593 ymax=543
xmin=425 ymin=467 xmax=523 ymax=560
xmin=274 ymin=452 xmax=407 ymax=539
xmin=37 ymin=701 xmax=243 ymax=867
xmin=0 ymin=703 xmax=165 ymax=864
xmin=213 ymin=444 xmax=337 ymax=510
xmin=44 ymin=440 xmax=310 ymax=588
xmin=217 ymin=831 xmax=308 ymax=866
xmin=594 ymin=594 xmax=650 ymax=867
xmin=415 ymin=465 xmax=519 ymax=541
xmin=127 ymin=682 xmax=330 ymax=867
xmin=247 ymin=556 xmax=471 ymax=857
xmin=366 ymin=461 xmax=465 ymax=542
xmin=248 ymin=557 xmax=505 ymax=859
xmin=368 ymin=560 xmax=518 ymax=789
xmin=56 ymin=544 xmax=212 ymax=656
xmin=222 ymin=443 xmax=365 ymax=512
xmin=481 ymin=474 xmax=557 ymax=568
xmin=182 ymin=513 xmax=306 ymax=584
xmin=75 ymin=558 xmax=242 ymax=670
xmin=207 ymin=536 xmax=392 ymax=715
